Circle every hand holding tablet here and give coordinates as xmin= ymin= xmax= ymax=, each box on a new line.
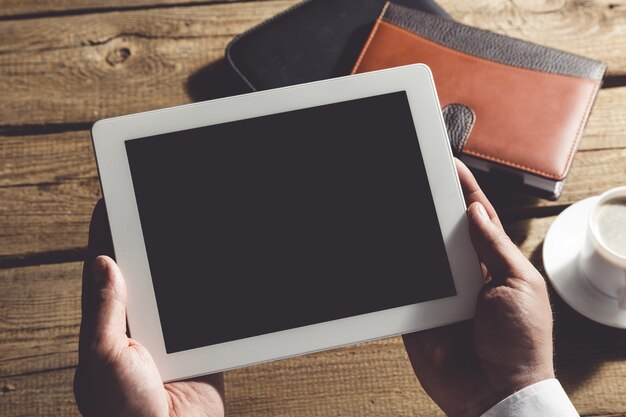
xmin=90 ymin=65 xmax=484 ymax=381
xmin=404 ymin=161 xmax=556 ymax=417
xmin=76 ymin=159 xmax=558 ymax=417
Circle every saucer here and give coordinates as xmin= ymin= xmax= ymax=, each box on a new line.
xmin=543 ymin=196 xmax=626 ymax=328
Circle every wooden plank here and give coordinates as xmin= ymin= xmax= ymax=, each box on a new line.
xmin=225 ymin=338 xmax=440 ymax=416
xmin=0 ymin=0 xmax=293 ymax=56
xmin=0 ymin=1 xmax=296 ymax=127
xmin=3 ymin=217 xmax=626 ymax=416
xmin=0 ymin=1 xmax=625 ymax=127
xmin=0 ymin=368 xmax=79 ymax=417
xmin=0 ymin=130 xmax=95 ymax=188
xmin=581 ymin=86 xmax=626 ymax=151
xmin=0 ymin=263 xmax=82 ymax=378
xmin=438 ymin=0 xmax=626 ymax=78
xmin=0 ymin=178 xmax=100 ymax=257
xmin=0 ymin=0 xmax=258 ymax=18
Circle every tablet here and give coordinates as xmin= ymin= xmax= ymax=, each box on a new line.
xmin=92 ymin=64 xmax=484 ymax=382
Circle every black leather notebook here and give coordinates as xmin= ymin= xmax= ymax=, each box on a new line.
xmin=226 ymin=0 xmax=449 ymax=90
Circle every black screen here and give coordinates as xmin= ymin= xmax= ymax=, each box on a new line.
xmin=126 ymin=91 xmax=456 ymax=353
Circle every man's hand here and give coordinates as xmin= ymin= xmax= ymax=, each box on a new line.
xmin=403 ymin=160 xmax=554 ymax=417
xmin=74 ymin=201 xmax=225 ymax=417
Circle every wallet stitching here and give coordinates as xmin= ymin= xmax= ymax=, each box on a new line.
xmin=352 ymin=3 xmax=389 ymax=74
xmin=377 ymin=20 xmax=600 ymax=180
xmin=561 ymin=79 xmax=601 ymax=177
xmin=464 ymin=80 xmax=598 ymax=180
xmin=461 ymin=151 xmax=560 ymax=179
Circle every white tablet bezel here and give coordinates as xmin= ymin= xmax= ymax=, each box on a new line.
xmin=92 ymin=64 xmax=484 ymax=382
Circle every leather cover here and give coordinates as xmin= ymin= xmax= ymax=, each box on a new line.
xmin=226 ymin=0 xmax=449 ymax=90
xmin=353 ymin=2 xmax=606 ymax=184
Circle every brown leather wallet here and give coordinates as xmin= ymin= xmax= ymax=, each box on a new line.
xmin=352 ymin=2 xmax=607 ymax=200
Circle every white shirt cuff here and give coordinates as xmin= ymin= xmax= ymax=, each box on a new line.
xmin=480 ymin=379 xmax=579 ymax=417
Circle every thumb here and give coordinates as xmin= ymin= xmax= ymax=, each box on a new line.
xmin=467 ymin=202 xmax=531 ymax=283
xmin=91 ymin=256 xmax=128 ymax=348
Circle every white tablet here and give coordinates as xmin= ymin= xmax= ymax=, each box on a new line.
xmin=92 ymin=64 xmax=484 ymax=382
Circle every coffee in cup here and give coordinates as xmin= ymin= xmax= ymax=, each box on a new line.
xmin=595 ymin=196 xmax=626 ymax=257
xmin=580 ymin=186 xmax=626 ymax=309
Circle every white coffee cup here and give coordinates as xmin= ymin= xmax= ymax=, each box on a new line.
xmin=579 ymin=186 xmax=626 ymax=309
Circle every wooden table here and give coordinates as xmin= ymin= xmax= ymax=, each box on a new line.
xmin=1 ymin=1 xmax=625 ymax=415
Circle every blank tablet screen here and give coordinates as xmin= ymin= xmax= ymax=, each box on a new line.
xmin=125 ymin=91 xmax=456 ymax=354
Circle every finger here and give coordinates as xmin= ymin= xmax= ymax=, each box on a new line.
xmin=454 ymin=158 xmax=503 ymax=230
xmin=76 ymin=255 xmax=129 ymax=415
xmin=92 ymin=256 xmax=128 ymax=347
xmin=79 ymin=200 xmax=115 ymax=361
xmin=467 ymin=202 xmax=532 ymax=283
xmin=85 ymin=199 xmax=115 ymax=266
xmin=82 ymin=200 xmax=114 ymax=315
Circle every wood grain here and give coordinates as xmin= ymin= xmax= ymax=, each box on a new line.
xmin=0 ymin=130 xmax=95 ymax=187
xmin=1 ymin=0 xmax=293 ymax=54
xmin=581 ymin=86 xmax=626 ymax=150
xmin=0 ymin=1 xmax=296 ymax=127
xmin=0 ymin=0 xmax=263 ymax=18
xmin=0 ymin=368 xmax=79 ymax=417
xmin=3 ymin=216 xmax=626 ymax=416
xmin=225 ymin=338 xmax=440 ymax=417
xmin=0 ymin=263 xmax=82 ymax=378
xmin=0 ymin=178 xmax=100 ymax=257
xmin=1 ymin=0 xmax=626 ymax=127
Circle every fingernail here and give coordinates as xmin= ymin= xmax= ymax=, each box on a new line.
xmin=93 ymin=257 xmax=108 ymax=286
xmin=475 ymin=202 xmax=489 ymax=220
